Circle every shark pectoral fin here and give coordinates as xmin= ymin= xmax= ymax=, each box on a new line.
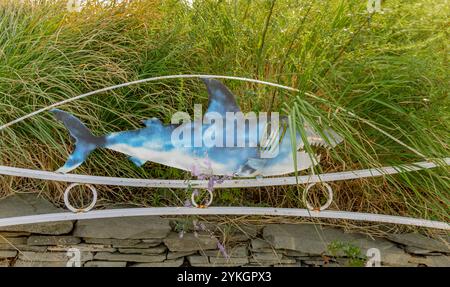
xmin=129 ymin=156 xmax=147 ymax=167
xmin=235 ymin=158 xmax=267 ymax=177
xmin=247 ymin=158 xmax=267 ymax=170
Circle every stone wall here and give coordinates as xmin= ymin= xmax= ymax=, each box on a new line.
xmin=0 ymin=194 xmax=448 ymax=267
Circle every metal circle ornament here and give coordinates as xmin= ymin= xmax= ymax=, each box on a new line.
xmin=303 ymin=182 xmax=333 ymax=211
xmin=191 ymin=189 xmax=214 ymax=208
xmin=63 ymin=183 xmax=97 ymax=213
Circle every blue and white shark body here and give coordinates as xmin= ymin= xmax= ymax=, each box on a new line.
xmin=51 ymin=78 xmax=343 ymax=177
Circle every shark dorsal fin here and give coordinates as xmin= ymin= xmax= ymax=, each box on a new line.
xmin=202 ymin=78 xmax=241 ymax=116
xmin=142 ymin=117 xmax=162 ymax=127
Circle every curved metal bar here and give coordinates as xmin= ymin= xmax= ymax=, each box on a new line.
xmin=0 ymin=74 xmax=298 ymax=132
xmin=63 ymin=183 xmax=98 ymax=213
xmin=0 ymin=158 xmax=448 ymax=189
xmin=0 ymin=74 xmax=447 ymax=230
xmin=303 ymin=182 xmax=333 ymax=211
xmin=0 ymin=207 xmax=447 ymax=230
xmin=0 ymin=74 xmax=427 ymax=159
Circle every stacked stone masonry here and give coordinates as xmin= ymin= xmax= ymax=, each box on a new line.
xmin=0 ymin=194 xmax=448 ymax=267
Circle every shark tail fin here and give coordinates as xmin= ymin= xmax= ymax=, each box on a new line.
xmin=50 ymin=109 xmax=105 ymax=173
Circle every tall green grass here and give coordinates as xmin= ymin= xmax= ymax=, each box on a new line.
xmin=0 ymin=0 xmax=448 ymax=224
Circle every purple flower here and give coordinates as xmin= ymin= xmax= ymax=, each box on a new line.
xmin=217 ymin=242 xmax=229 ymax=259
xmin=204 ymin=157 xmax=212 ymax=170
xmin=191 ymin=164 xmax=199 ymax=177
xmin=207 ymin=178 xmax=215 ymax=192
xmin=184 ymin=199 xmax=192 ymax=208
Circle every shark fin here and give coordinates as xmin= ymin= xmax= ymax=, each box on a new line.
xmin=50 ymin=109 xmax=105 ymax=174
xmin=235 ymin=158 xmax=267 ymax=177
xmin=142 ymin=117 xmax=162 ymax=127
xmin=201 ymin=78 xmax=241 ymax=116
xmin=129 ymin=156 xmax=146 ymax=167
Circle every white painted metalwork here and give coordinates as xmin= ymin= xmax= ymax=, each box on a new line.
xmin=303 ymin=182 xmax=333 ymax=211
xmin=0 ymin=158 xmax=447 ymax=188
xmin=63 ymin=183 xmax=98 ymax=213
xmin=0 ymin=207 xmax=447 ymax=230
xmin=191 ymin=189 xmax=214 ymax=208
xmin=0 ymin=74 xmax=448 ymax=229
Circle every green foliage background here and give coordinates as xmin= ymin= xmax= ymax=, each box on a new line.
xmin=0 ymin=0 xmax=448 ymax=224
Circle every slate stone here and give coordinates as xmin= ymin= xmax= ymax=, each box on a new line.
xmin=409 ymin=255 xmax=450 ymax=267
xmin=209 ymin=256 xmax=249 ymax=266
xmin=244 ymin=263 xmax=272 ymax=267
xmin=141 ymin=239 xmax=164 ymax=246
xmin=0 ymin=250 xmax=17 ymax=258
xmin=202 ymin=245 xmax=247 ymax=258
xmin=229 ymin=245 xmax=248 ymax=258
xmin=251 ymin=252 xmax=283 ymax=262
xmin=163 ymin=232 xmax=218 ymax=252
xmin=250 ymin=238 xmax=274 ymax=252
xmin=273 ymin=262 xmax=303 ymax=267
xmin=74 ymin=216 xmax=171 ymax=239
xmin=302 ymin=259 xmax=327 ymax=266
xmin=130 ymin=258 xmax=184 ymax=267
xmin=0 ymin=193 xmax=73 ymax=235
xmin=296 ymin=256 xmax=325 ymax=261
xmin=263 ymin=224 xmax=405 ymax=257
xmin=264 ymin=224 xmax=343 ymax=254
xmin=18 ymin=251 xmax=93 ymax=262
xmin=84 ymin=261 xmax=127 ymax=267
xmin=323 ymin=263 xmax=341 ymax=267
xmin=83 ymin=238 xmax=138 ymax=246
xmin=0 ymin=237 xmax=27 ymax=245
xmin=0 ymin=232 xmax=31 ymax=237
xmin=167 ymin=251 xmax=196 ymax=260
xmin=380 ymin=251 xmax=416 ymax=267
xmin=83 ymin=238 xmax=159 ymax=248
xmin=250 ymin=254 xmax=295 ymax=265
xmin=47 ymin=244 xmax=116 ymax=253
xmin=14 ymin=260 xmax=68 ymax=267
xmin=94 ymin=252 xmax=166 ymax=263
xmin=405 ymin=246 xmax=442 ymax=256
xmin=118 ymin=245 xmax=167 ymax=255
xmin=226 ymin=233 xmax=250 ymax=242
xmin=387 ymin=233 xmax=450 ymax=253
xmin=187 ymin=255 xmax=209 ymax=266
xmin=27 ymin=235 xmax=81 ymax=246
xmin=201 ymin=249 xmax=222 ymax=257
xmin=283 ymin=250 xmax=309 ymax=257
xmin=225 ymin=225 xmax=261 ymax=242
xmin=0 ymin=244 xmax=47 ymax=252
xmin=0 ymin=259 xmax=9 ymax=267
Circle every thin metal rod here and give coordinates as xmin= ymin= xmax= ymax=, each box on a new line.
xmin=0 ymin=74 xmax=298 ymax=132
xmin=0 ymin=158 xmax=447 ymax=188
xmin=0 ymin=207 xmax=447 ymax=230
xmin=0 ymin=74 xmax=426 ymax=159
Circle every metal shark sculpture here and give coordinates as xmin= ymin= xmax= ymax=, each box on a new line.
xmin=51 ymin=78 xmax=343 ymax=177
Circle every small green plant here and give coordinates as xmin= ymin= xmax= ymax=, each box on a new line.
xmin=327 ymin=240 xmax=366 ymax=267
